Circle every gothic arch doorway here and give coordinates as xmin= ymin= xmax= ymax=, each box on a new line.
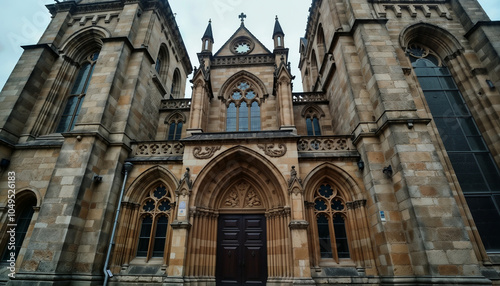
xmin=215 ymin=179 xmax=268 ymax=285
xmin=186 ymin=147 xmax=291 ymax=283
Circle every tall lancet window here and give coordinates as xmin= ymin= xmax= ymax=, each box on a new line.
xmin=409 ymin=43 xmax=500 ymax=252
xmin=56 ymin=52 xmax=99 ymax=132
xmin=226 ymin=81 xmax=261 ymax=131
xmin=314 ymin=184 xmax=350 ymax=262
xmin=136 ymin=185 xmax=174 ymax=260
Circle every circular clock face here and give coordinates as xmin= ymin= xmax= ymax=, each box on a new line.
xmin=234 ymin=42 xmax=251 ymax=54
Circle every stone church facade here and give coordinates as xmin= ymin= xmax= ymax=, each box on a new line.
xmin=1 ymin=0 xmax=500 ymax=285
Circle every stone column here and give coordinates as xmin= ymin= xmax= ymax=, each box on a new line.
xmin=167 ymin=168 xmax=192 ymax=278
xmin=277 ymin=75 xmax=296 ymax=132
xmin=288 ymin=167 xmax=315 ymax=285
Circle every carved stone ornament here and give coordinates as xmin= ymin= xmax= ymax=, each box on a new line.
xmin=288 ymin=166 xmax=303 ymax=196
xmin=193 ymin=146 xmax=221 ymax=159
xmin=257 ymin=143 xmax=287 ymax=158
xmin=222 ymin=181 xmax=263 ymax=209
xmin=224 ymin=190 xmax=240 ymax=207
xmin=176 ymin=168 xmax=193 ymax=197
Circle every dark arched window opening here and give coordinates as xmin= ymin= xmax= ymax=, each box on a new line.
xmin=56 ymin=52 xmax=99 ymax=133
xmin=409 ymin=43 xmax=500 ymax=252
xmin=306 ymin=117 xmax=321 ymax=136
xmin=167 ymin=122 xmax=183 ymax=140
xmin=171 ymin=69 xmax=181 ymax=98
xmin=1 ymin=196 xmax=36 ymax=261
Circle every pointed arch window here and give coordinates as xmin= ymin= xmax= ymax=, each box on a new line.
xmin=56 ymin=52 xmax=99 ymax=133
xmin=166 ymin=112 xmax=185 ymax=140
xmin=136 ymin=185 xmax=174 ymax=260
xmin=303 ymin=105 xmax=323 ymax=136
xmin=409 ymin=44 xmax=500 ymax=252
xmin=314 ymin=184 xmax=350 ymax=262
xmin=1 ymin=195 xmax=36 ymax=261
xmin=171 ymin=69 xmax=181 ymax=98
xmin=226 ymin=81 xmax=261 ymax=131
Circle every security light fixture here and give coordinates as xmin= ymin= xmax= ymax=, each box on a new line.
xmin=383 ymin=165 xmax=393 ymax=178
xmin=357 ymin=159 xmax=365 ymax=171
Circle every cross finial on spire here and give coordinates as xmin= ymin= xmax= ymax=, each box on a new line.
xmin=275 ymin=15 xmax=278 ymax=21
xmin=239 ymin=13 xmax=247 ymax=25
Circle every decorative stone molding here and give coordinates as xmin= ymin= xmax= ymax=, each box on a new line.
xmin=257 ymin=143 xmax=287 ymax=158
xmin=212 ymin=55 xmax=275 ymax=67
xmin=193 ymin=146 xmax=221 ymax=159
xmin=133 ymin=141 xmax=184 ymax=157
xmin=160 ymin=99 xmax=191 ymax=110
xmin=373 ymin=3 xmax=452 ymax=20
xmin=222 ymin=181 xmax=263 ymax=209
xmin=67 ymin=13 xmax=120 ymax=26
xmin=297 ymin=136 xmax=354 ymax=152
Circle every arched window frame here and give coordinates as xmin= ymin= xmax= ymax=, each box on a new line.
xmin=165 ymin=112 xmax=186 ymax=140
xmin=135 ymin=184 xmax=174 ymax=262
xmin=171 ymin=69 xmax=181 ymax=98
xmin=408 ymin=43 xmax=500 ymax=252
xmin=316 ymin=24 xmax=326 ymax=64
xmin=225 ymin=81 xmax=261 ymax=132
xmin=55 ymin=51 xmax=99 ymax=133
xmin=1 ymin=191 xmax=37 ymax=262
xmin=302 ymin=105 xmax=324 ymax=136
xmin=312 ymin=183 xmax=351 ymax=264
xmin=156 ymin=45 xmax=170 ymax=84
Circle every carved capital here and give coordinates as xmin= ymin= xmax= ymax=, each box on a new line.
xmin=170 ymin=220 xmax=192 ymax=230
xmin=289 ymin=220 xmax=309 ymax=229
xmin=193 ymin=146 xmax=221 ymax=159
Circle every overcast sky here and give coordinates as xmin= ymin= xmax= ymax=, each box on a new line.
xmin=0 ymin=0 xmax=498 ymax=95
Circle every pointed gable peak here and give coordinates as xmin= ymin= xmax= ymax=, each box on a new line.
xmin=273 ymin=16 xmax=284 ymax=38
xmin=214 ymin=21 xmax=272 ymax=57
xmin=202 ymin=19 xmax=214 ymax=41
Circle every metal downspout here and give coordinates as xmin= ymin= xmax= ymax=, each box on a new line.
xmin=103 ymin=162 xmax=133 ymax=286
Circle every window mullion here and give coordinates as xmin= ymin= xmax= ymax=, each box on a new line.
xmin=147 ymin=215 xmax=157 ymax=262
xmin=248 ymin=104 xmax=252 ymax=131
xmin=236 ymin=105 xmax=240 ymax=131
xmin=328 ymin=213 xmax=339 ymax=263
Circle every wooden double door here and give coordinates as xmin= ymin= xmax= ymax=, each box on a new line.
xmin=216 ymin=214 xmax=267 ymax=286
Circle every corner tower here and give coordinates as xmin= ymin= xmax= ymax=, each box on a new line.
xmin=0 ymin=0 xmax=191 ymax=284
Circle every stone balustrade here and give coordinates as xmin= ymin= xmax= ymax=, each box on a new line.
xmin=160 ymin=98 xmax=191 ymax=110
xmin=292 ymin=92 xmax=327 ymax=103
xmin=297 ymin=136 xmax=354 ymax=152
xmin=131 ymin=141 xmax=185 ymax=157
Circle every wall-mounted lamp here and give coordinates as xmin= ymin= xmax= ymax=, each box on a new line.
xmin=93 ymin=174 xmax=103 ymax=183
xmin=407 ymin=120 xmax=414 ymax=129
xmin=383 ymin=165 xmax=393 ymax=178
xmin=486 ymin=80 xmax=495 ymax=89
xmin=357 ymin=159 xmax=365 ymax=171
